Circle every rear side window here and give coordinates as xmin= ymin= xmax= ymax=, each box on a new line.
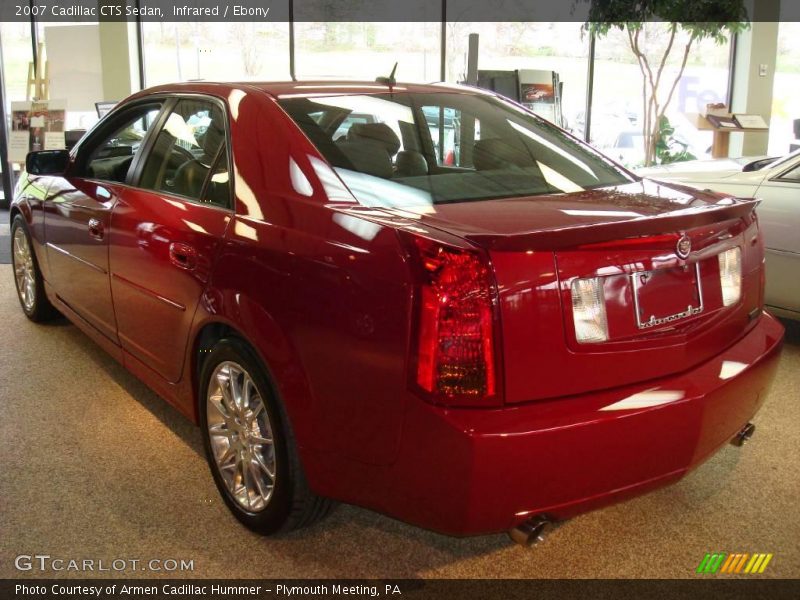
xmin=776 ymin=163 xmax=800 ymax=182
xmin=138 ymin=98 xmax=231 ymax=208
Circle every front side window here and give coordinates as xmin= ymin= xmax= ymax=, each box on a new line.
xmin=138 ymin=98 xmax=231 ymax=208
xmin=278 ymin=92 xmax=634 ymax=207
xmin=76 ymin=105 xmax=162 ymax=183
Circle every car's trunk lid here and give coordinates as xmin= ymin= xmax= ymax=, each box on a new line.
xmin=383 ymin=180 xmax=765 ymax=403
xmin=391 ymin=180 xmax=757 ymax=251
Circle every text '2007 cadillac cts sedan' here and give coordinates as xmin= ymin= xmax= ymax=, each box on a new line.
xmin=10 ymin=81 xmax=783 ymax=541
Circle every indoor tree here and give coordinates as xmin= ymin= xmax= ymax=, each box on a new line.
xmin=585 ymin=0 xmax=748 ymax=166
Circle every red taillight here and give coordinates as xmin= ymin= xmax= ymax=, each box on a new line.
xmin=405 ymin=234 xmax=501 ymax=407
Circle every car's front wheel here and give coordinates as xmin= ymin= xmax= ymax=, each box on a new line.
xmin=11 ymin=215 xmax=58 ymax=322
xmin=199 ymin=338 xmax=332 ymax=534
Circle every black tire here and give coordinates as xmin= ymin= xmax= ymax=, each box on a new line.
xmin=199 ymin=337 xmax=333 ymax=534
xmin=10 ymin=215 xmax=59 ymax=322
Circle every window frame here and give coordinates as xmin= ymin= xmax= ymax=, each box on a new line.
xmin=69 ymin=100 xmax=167 ymax=187
xmin=770 ymin=158 xmax=800 ymax=184
xmin=128 ymin=93 xmax=235 ymax=211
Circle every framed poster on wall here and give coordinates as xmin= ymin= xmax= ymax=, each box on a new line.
xmin=9 ymin=100 xmax=67 ymax=162
xmin=518 ymin=69 xmax=563 ymax=127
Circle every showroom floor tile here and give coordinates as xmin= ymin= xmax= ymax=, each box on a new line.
xmin=0 ymin=265 xmax=797 ymax=579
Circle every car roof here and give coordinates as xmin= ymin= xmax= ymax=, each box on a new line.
xmin=242 ymin=80 xmax=478 ymax=97
xmin=131 ymin=80 xmax=487 ymax=101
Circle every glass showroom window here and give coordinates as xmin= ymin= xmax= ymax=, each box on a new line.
xmin=142 ymin=22 xmax=290 ymax=86
xmin=40 ymin=23 xmax=104 ymax=131
xmin=0 ymin=23 xmax=32 ymax=192
xmin=592 ymin=25 xmax=731 ymax=168
xmin=294 ymin=22 xmax=441 ymax=81
xmin=445 ymin=22 xmax=589 ymax=140
xmin=0 ymin=22 xmax=33 ymax=102
xmin=768 ymin=22 xmax=800 ymax=155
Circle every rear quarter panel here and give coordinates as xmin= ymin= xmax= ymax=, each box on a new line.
xmin=199 ymin=88 xmax=413 ymax=467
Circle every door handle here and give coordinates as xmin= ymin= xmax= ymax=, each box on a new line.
xmin=169 ymin=242 xmax=197 ymax=270
xmin=88 ymin=218 xmax=104 ymax=240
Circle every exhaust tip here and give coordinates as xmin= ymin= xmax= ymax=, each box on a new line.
xmin=731 ymin=422 xmax=756 ymax=447
xmin=508 ymin=515 xmax=553 ymax=546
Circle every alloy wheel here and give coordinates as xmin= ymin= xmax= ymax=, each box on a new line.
xmin=13 ymin=227 xmax=36 ymax=312
xmin=206 ymin=361 xmax=276 ymax=512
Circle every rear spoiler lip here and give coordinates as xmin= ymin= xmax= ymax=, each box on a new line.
xmin=463 ymin=198 xmax=761 ymax=252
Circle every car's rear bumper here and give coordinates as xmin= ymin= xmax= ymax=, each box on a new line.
xmin=383 ymin=311 xmax=784 ymax=535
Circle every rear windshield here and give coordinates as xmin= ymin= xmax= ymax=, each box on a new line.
xmin=278 ymin=91 xmax=635 ymax=206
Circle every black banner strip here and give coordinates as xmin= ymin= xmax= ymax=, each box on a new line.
xmin=3 ymin=579 xmax=800 ymax=600
xmin=1 ymin=0 xmax=799 ymax=23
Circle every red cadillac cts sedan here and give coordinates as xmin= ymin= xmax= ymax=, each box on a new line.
xmin=9 ymin=81 xmax=783 ymax=541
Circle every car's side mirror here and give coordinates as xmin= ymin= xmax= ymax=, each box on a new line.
xmin=26 ymin=149 xmax=70 ymax=175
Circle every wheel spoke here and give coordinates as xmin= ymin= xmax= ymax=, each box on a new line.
xmin=252 ymin=450 xmax=276 ymax=481
xmin=250 ymin=434 xmax=273 ymax=446
xmin=217 ymin=369 xmax=237 ymax=416
xmin=229 ymin=367 xmax=243 ymax=412
xmin=248 ymin=459 xmax=270 ymax=500
xmin=216 ymin=444 xmax=236 ymax=468
xmin=240 ymin=455 xmax=254 ymax=509
xmin=208 ymin=423 xmax=231 ymax=439
xmin=233 ymin=453 xmax=244 ymax=486
xmin=242 ymin=375 xmax=252 ymax=409
xmin=208 ymin=394 xmax=230 ymax=420
xmin=249 ymin=398 xmax=265 ymax=423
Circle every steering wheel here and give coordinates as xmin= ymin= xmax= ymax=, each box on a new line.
xmin=164 ymin=145 xmax=197 ymax=173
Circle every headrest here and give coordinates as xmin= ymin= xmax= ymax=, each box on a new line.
xmin=337 ymin=140 xmax=393 ymax=179
xmin=395 ymin=150 xmax=428 ymax=177
xmin=473 ymin=138 xmax=534 ymax=171
xmin=348 ymin=123 xmax=401 ymax=156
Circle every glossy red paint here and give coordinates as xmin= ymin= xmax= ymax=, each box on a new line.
xmin=42 ymin=177 xmax=120 ymax=342
xmin=108 ymin=187 xmax=231 ymax=383
xmin=10 ymin=81 xmax=784 ymax=536
xmin=337 ymin=311 xmax=783 ymax=534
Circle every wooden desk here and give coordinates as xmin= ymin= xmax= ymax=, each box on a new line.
xmin=686 ymin=113 xmax=769 ymax=158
